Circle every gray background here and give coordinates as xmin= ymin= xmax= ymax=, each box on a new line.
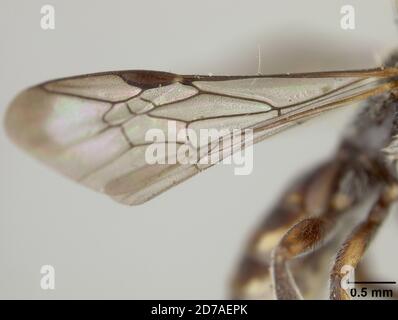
xmin=0 ymin=0 xmax=397 ymax=299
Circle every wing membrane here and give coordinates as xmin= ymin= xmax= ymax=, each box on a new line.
xmin=5 ymin=68 xmax=398 ymax=205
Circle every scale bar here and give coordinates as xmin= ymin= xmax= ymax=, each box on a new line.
xmin=348 ymin=281 xmax=396 ymax=285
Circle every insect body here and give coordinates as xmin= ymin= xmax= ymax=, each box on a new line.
xmin=4 ymin=56 xmax=398 ymax=300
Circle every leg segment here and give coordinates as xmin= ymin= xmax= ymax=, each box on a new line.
xmin=271 ymin=214 xmax=338 ymax=299
xmin=329 ymin=183 xmax=398 ymax=300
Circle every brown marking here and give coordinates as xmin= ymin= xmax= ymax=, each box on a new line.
xmin=119 ymin=70 xmax=183 ymax=89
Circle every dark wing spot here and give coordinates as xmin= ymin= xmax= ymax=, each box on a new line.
xmin=119 ymin=70 xmax=182 ymax=89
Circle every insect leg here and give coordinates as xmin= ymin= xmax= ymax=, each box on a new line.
xmin=269 ymin=151 xmax=375 ymax=300
xmin=231 ymin=149 xmax=369 ymax=299
xmin=329 ymin=183 xmax=398 ymax=300
xmin=271 ymin=211 xmax=344 ymax=299
xmin=230 ymin=160 xmax=340 ymax=299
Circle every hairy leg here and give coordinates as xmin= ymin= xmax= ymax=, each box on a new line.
xmin=329 ymin=183 xmax=398 ymax=300
xmin=271 ymin=211 xmax=343 ymax=299
xmin=231 ymin=151 xmax=370 ymax=299
xmin=230 ymin=160 xmax=342 ymax=299
xmin=268 ymin=151 xmax=384 ymax=300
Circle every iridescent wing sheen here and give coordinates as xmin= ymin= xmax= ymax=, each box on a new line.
xmin=5 ymin=68 xmax=398 ymax=205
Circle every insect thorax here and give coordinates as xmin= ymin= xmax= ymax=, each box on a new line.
xmin=340 ymin=51 xmax=398 ymax=178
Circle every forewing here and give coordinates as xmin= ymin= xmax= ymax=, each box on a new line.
xmin=5 ymin=69 xmax=398 ymax=205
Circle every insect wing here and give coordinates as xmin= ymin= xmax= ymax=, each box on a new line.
xmin=5 ymin=68 xmax=398 ymax=205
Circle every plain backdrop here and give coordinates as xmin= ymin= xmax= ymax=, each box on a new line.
xmin=0 ymin=0 xmax=397 ymax=299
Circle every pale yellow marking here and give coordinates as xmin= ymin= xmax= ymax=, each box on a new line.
xmin=242 ymin=276 xmax=272 ymax=298
xmin=383 ymin=184 xmax=398 ymax=203
xmin=332 ymin=193 xmax=352 ymax=211
xmin=254 ymin=228 xmax=286 ymax=254
xmin=287 ymin=192 xmax=302 ymax=205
